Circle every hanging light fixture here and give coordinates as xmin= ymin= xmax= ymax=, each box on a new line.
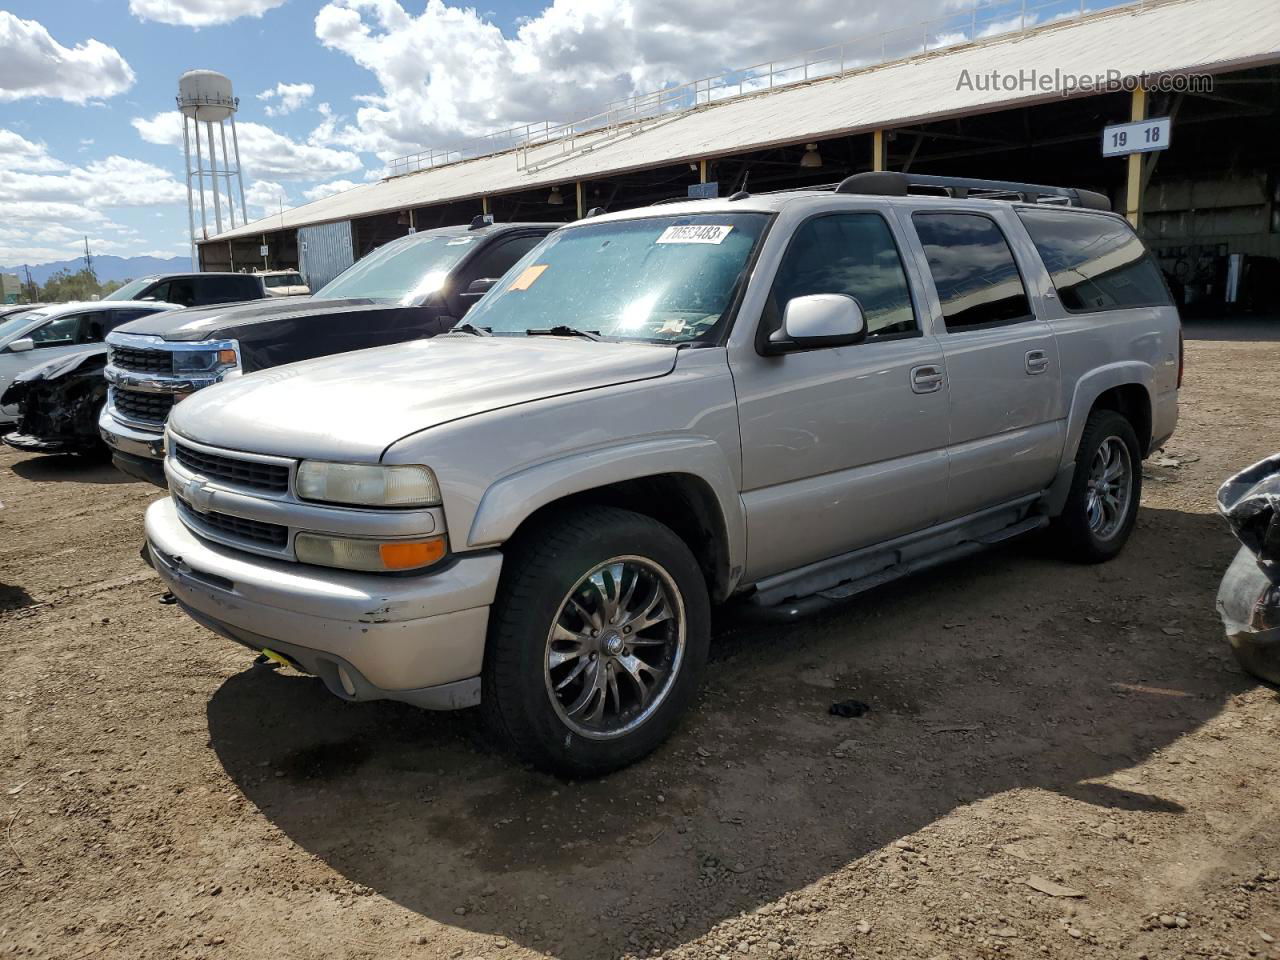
xmin=547 ymin=185 xmax=564 ymax=206
xmin=800 ymin=143 xmax=823 ymax=169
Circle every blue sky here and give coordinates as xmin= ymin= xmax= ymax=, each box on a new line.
xmin=0 ymin=0 xmax=953 ymax=267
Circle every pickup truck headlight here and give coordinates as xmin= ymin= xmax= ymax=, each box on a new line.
xmin=294 ymin=533 xmax=447 ymax=572
xmin=295 ymin=461 xmax=441 ymax=507
xmin=172 ymin=345 xmax=239 ymax=374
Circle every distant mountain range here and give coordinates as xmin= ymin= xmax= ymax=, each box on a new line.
xmin=0 ymin=255 xmax=192 ymax=286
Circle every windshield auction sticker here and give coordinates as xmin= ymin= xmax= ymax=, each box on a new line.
xmin=509 ymin=264 xmax=549 ymax=290
xmin=656 ymin=224 xmax=734 ymax=245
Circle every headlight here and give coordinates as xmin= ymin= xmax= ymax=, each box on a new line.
xmin=294 ymin=533 xmax=447 ymax=572
xmin=295 ymin=461 xmax=441 ymax=507
xmin=172 ymin=344 xmax=239 ymax=374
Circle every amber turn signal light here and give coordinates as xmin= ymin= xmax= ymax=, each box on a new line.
xmin=378 ymin=537 xmax=448 ymax=570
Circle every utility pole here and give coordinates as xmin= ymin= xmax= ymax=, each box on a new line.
xmin=83 ymin=236 xmax=94 ymax=277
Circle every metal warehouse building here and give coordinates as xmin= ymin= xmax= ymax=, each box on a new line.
xmin=200 ymin=0 xmax=1280 ymax=315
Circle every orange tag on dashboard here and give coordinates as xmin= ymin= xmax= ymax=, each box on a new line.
xmin=509 ymin=264 xmax=548 ymax=290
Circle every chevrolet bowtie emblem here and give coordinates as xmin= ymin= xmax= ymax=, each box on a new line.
xmin=184 ymin=477 xmax=214 ymax=514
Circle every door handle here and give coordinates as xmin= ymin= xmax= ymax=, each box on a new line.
xmin=1025 ymin=349 xmax=1050 ymax=375
xmin=911 ymin=364 xmax=945 ymax=394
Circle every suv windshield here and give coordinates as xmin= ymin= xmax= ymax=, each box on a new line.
xmin=105 ymin=277 xmax=157 ymax=301
xmin=263 ymin=273 xmax=303 ymax=288
xmin=315 ymin=233 xmax=479 ymax=303
xmin=465 ymin=213 xmax=770 ymax=343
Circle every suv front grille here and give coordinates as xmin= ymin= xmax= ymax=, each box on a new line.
xmin=113 ymin=389 xmax=175 ymax=425
xmin=176 ymin=498 xmax=289 ymax=549
xmin=173 ymin=443 xmax=290 ymax=493
xmin=111 ymin=346 xmax=173 ymax=374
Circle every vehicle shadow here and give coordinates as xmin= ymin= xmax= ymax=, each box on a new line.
xmin=0 ymin=582 xmax=34 ymax=612
xmin=206 ymin=505 xmax=1243 ymax=958
xmin=8 ymin=453 xmax=132 ymax=484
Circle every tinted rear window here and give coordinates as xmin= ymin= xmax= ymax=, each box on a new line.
xmin=912 ymin=213 xmax=1032 ymax=330
xmin=1018 ymin=209 xmax=1170 ymax=313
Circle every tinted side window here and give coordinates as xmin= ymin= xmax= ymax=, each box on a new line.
xmin=30 ymin=314 xmax=84 ymax=347
xmin=1018 ymin=209 xmax=1170 ymax=313
xmin=194 ymin=276 xmax=255 ymax=304
xmin=458 ymin=235 xmax=546 ymax=287
xmin=912 ymin=213 xmax=1032 ymax=330
xmin=145 ymin=281 xmax=170 ymax=302
xmin=166 ymin=278 xmax=197 ymax=307
xmin=768 ymin=213 xmax=917 ymax=338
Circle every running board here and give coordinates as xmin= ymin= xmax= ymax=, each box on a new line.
xmin=749 ymin=499 xmax=1047 ymax=611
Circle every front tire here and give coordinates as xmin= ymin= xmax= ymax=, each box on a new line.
xmin=1051 ymin=409 xmax=1143 ymax=563
xmin=483 ymin=505 xmax=710 ymax=777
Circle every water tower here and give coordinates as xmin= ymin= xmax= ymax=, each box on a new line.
xmin=178 ymin=70 xmax=249 ymax=268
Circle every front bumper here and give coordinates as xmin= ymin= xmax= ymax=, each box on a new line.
xmin=2 ymin=431 xmax=86 ymax=455
xmin=145 ymin=497 xmax=502 ymax=710
xmin=99 ymin=406 xmax=167 ymax=485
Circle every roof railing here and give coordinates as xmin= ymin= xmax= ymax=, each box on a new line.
xmin=386 ymin=0 xmax=1150 ymax=179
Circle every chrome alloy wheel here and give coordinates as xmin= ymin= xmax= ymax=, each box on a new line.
xmin=1085 ymin=435 xmax=1133 ymax=540
xmin=543 ymin=555 xmax=686 ymax=740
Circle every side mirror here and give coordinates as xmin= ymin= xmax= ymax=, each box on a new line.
xmin=8 ymin=338 xmax=34 ymax=353
xmin=764 ymin=294 xmax=866 ymax=354
xmin=462 ymin=278 xmax=498 ymax=298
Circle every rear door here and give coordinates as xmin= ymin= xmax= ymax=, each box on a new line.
xmin=904 ymin=208 xmax=1064 ymax=518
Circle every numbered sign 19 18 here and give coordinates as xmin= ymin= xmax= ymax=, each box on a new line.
xmin=1102 ymin=117 xmax=1172 ymax=158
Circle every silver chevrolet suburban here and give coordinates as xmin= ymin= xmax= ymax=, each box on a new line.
xmin=144 ymin=173 xmax=1181 ymax=776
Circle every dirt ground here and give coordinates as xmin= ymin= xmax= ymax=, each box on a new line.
xmin=2 ymin=329 xmax=1279 ymax=960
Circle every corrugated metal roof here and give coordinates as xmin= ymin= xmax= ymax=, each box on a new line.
xmin=208 ymin=0 xmax=1280 ymax=243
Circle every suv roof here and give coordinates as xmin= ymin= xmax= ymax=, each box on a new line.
xmin=583 ymin=172 xmax=1116 ymax=225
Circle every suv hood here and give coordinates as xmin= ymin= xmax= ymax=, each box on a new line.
xmin=117 ymin=296 xmax=387 ymax=340
xmin=169 ymin=335 xmax=678 ymax=461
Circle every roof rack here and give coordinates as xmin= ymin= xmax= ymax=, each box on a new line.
xmin=832 ymin=171 xmax=1110 ymax=210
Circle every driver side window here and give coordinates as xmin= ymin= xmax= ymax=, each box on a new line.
xmin=30 ymin=314 xmax=85 ymax=348
xmin=764 ymin=213 xmax=918 ymax=342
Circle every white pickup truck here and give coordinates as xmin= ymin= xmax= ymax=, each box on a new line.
xmin=143 ymin=173 xmax=1181 ymax=776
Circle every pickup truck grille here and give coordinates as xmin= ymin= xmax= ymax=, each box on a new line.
xmin=176 ymin=498 xmax=289 ymax=549
xmin=111 ymin=346 xmax=173 ymax=374
xmin=113 ymin=388 xmax=176 ymax=425
xmin=173 ymin=442 xmax=290 ymax=494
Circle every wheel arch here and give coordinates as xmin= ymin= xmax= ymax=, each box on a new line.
xmin=1061 ymin=363 xmax=1156 ymax=467
xmin=467 ymin=438 xmax=745 ymax=602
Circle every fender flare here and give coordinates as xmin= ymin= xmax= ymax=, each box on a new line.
xmin=1059 ymin=361 xmax=1155 ymax=468
xmin=467 ymin=436 xmax=746 ymax=591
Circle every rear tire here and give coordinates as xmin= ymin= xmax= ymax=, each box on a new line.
xmin=482 ymin=505 xmax=710 ymax=777
xmin=1051 ymin=409 xmax=1142 ymax=563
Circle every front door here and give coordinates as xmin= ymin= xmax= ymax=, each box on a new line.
xmin=732 ymin=211 xmax=951 ymax=582
xmin=0 ymin=312 xmax=94 ymax=422
xmin=905 ymin=210 xmax=1064 ymax=518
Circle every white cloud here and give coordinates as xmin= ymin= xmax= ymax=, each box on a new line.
xmin=258 ymin=81 xmax=316 ymax=117
xmin=313 ymin=0 xmax=952 ymax=161
xmin=0 ymin=129 xmax=67 ymax=172
xmin=245 ymin=180 xmax=293 ymax=218
xmin=0 ymin=155 xmax=186 ymax=209
xmin=128 ymin=0 xmax=288 ymax=27
xmin=302 ymin=179 xmax=359 ymax=202
xmin=0 ymin=12 xmax=134 ymax=104
xmin=0 ymin=130 xmax=189 ymax=263
xmin=133 ymin=111 xmax=362 ymax=180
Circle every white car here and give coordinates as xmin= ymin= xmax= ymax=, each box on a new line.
xmin=258 ymin=270 xmax=310 ymax=298
xmin=0 ymin=301 xmax=175 ymax=425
